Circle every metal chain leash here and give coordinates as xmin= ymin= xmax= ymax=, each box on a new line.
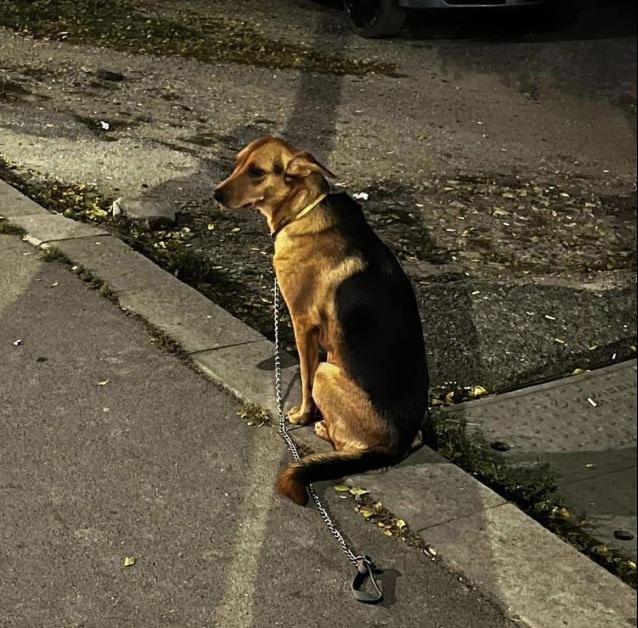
xmin=272 ymin=275 xmax=383 ymax=604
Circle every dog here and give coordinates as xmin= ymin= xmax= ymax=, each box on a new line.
xmin=214 ymin=136 xmax=427 ymax=506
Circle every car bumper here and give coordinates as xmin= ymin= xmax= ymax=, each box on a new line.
xmin=398 ymin=0 xmax=546 ymax=8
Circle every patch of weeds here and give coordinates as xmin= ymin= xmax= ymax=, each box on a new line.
xmin=0 ymin=219 xmax=26 ymax=236
xmin=99 ymin=282 xmax=115 ymax=299
xmin=0 ymin=157 xmax=112 ymax=222
xmin=43 ymin=250 xmax=120 ymax=302
xmin=334 ymin=483 xmax=411 ymax=539
xmin=123 ymin=227 xmax=295 ymax=349
xmin=430 ymin=382 xmax=488 ymax=406
xmin=426 ymin=412 xmax=637 ymax=589
xmin=331 ymin=482 xmax=451 ymax=574
xmin=148 ymin=329 xmax=186 ymax=358
xmin=236 ymin=403 xmax=271 ymax=427
xmin=427 ymin=413 xmax=557 ymax=511
xmin=0 ymin=0 xmax=399 ymax=77
xmin=74 ymin=267 xmax=102 ymax=290
xmin=40 ymin=246 xmax=71 ymax=264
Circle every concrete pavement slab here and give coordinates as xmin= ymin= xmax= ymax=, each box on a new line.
xmin=52 ymin=235 xmax=266 ymax=353
xmin=289 ymin=427 xmax=507 ymax=531
xmin=50 ymin=235 xmax=174 ymax=293
xmin=558 ymin=465 xmax=637 ymax=560
xmin=8 ymin=211 xmax=108 ymax=245
xmin=192 ymin=340 xmax=300 ymax=414
xmin=117 ymin=286 xmax=265 ymax=354
xmin=443 ymin=361 xmax=637 ymax=454
xmin=349 ymin=446 xmax=506 ymax=533
xmin=442 ymin=361 xmax=638 ymax=560
xmin=0 ymin=233 xmax=514 ymax=627
xmin=424 ymin=503 xmax=636 ymax=628
xmin=0 ymin=180 xmax=48 ymax=218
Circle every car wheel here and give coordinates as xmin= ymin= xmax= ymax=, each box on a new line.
xmin=343 ymin=0 xmax=406 ymax=38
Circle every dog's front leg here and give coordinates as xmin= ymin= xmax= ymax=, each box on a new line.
xmin=288 ymin=322 xmax=319 ymax=425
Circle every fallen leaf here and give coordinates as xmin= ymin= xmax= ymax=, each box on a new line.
xmin=333 ymin=484 xmax=350 ymax=492
xmin=593 ymin=545 xmax=609 ymax=555
xmin=97 ymin=380 xmax=110 ymax=386
xmin=553 ymin=507 xmax=571 ymax=520
xmin=359 ymin=507 xmax=375 ymax=518
xmin=123 ymin=556 xmax=136 ymax=567
xmin=348 ymin=487 xmax=369 ymax=497
xmin=396 ymin=519 xmax=406 ymax=530
xmin=13 ymin=339 xmax=23 ymax=346
xmin=470 ymin=385 xmax=487 ymax=398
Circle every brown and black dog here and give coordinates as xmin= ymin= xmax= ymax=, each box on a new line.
xmin=214 ymin=136 xmax=427 ymax=506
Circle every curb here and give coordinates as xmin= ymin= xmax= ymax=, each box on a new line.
xmin=2 ymin=180 xmax=635 ymax=628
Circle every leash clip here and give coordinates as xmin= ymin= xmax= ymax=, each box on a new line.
xmin=351 ymin=556 xmax=383 ymax=604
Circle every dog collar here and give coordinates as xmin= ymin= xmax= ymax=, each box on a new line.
xmin=271 ymin=193 xmax=327 ymax=241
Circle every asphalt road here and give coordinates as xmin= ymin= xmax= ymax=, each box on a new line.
xmin=0 ymin=0 xmax=634 ymax=399
xmin=0 ymin=233 xmax=514 ymax=627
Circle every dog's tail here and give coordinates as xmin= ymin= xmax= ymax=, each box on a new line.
xmin=275 ymin=448 xmax=402 ymax=506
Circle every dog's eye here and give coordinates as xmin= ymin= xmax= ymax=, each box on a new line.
xmin=248 ymin=166 xmax=265 ymax=178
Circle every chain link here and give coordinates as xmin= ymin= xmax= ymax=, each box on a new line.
xmin=273 ymin=276 xmax=360 ymax=565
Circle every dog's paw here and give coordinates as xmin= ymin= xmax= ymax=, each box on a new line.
xmin=287 ymin=405 xmax=313 ymax=425
xmin=314 ymin=420 xmax=330 ymax=441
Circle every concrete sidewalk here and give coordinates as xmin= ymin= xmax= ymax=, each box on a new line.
xmin=442 ymin=361 xmax=637 ymax=561
xmin=0 ymin=233 xmax=513 ymax=626
xmin=2 ymin=180 xmax=636 ymax=627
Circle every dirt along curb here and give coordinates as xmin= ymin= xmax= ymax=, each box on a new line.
xmin=1 ymin=179 xmax=636 ymax=628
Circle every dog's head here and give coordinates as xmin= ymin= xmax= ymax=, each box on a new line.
xmin=214 ymin=136 xmax=334 ymax=226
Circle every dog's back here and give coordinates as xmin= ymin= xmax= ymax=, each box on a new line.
xmin=326 ymin=193 xmax=428 ymax=444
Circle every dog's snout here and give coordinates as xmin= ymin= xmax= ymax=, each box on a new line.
xmin=213 ymin=188 xmax=227 ymax=204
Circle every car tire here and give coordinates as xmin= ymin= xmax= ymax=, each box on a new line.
xmin=343 ymin=0 xmax=406 ymax=38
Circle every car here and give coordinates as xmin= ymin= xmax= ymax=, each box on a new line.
xmin=342 ymin=0 xmax=574 ymax=38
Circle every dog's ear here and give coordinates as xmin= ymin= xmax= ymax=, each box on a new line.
xmin=285 ymin=151 xmax=335 ymax=179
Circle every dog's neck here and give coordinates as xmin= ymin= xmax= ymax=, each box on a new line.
xmin=270 ymin=192 xmax=327 ymax=240
xmin=266 ymin=179 xmax=329 ymax=238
